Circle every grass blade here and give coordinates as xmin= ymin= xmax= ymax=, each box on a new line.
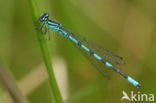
xmin=27 ymin=0 xmax=63 ymax=103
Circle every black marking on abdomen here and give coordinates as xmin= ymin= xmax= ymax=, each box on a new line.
xmin=89 ymin=50 xmax=94 ymax=55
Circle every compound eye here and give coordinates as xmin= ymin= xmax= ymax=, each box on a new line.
xmin=45 ymin=13 xmax=49 ymax=18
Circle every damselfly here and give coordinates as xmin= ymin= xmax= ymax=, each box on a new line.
xmin=39 ymin=13 xmax=141 ymax=88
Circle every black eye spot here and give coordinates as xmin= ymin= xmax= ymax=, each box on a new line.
xmin=39 ymin=13 xmax=49 ymax=22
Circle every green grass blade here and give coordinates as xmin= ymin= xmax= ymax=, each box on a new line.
xmin=27 ymin=0 xmax=63 ymax=103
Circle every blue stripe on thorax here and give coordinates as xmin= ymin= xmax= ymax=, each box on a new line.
xmin=48 ymin=25 xmax=59 ymax=32
xmin=48 ymin=21 xmax=60 ymax=26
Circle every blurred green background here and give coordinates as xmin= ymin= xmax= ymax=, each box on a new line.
xmin=0 ymin=0 xmax=156 ymax=103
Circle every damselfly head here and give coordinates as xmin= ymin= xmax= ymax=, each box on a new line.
xmin=39 ymin=13 xmax=49 ymax=22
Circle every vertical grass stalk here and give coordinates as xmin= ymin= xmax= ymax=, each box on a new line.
xmin=0 ymin=62 xmax=29 ymax=103
xmin=27 ymin=0 xmax=63 ymax=103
